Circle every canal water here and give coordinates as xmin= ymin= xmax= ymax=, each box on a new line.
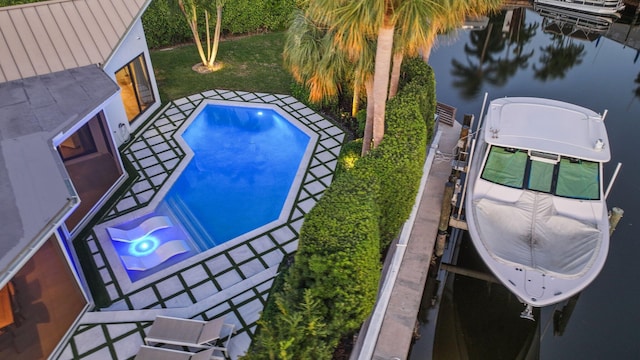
xmin=410 ymin=5 xmax=640 ymax=359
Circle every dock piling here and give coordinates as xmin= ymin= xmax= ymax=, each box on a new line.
xmin=436 ymin=181 xmax=455 ymax=256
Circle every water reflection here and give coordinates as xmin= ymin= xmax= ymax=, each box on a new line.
xmin=411 ymin=3 xmax=640 ymax=359
xmin=451 ymin=9 xmax=537 ymax=99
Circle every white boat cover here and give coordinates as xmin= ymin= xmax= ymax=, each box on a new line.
xmin=473 ymin=191 xmax=602 ymax=279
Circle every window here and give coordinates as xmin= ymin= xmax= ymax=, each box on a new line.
xmin=115 ymin=54 xmax=155 ymax=123
xmin=481 ymin=147 xmax=527 ymax=188
xmin=481 ymin=146 xmax=600 ymax=200
xmin=556 ymin=158 xmax=599 ymax=200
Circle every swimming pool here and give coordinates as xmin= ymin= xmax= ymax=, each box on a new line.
xmin=159 ymin=104 xmax=311 ymax=250
xmin=105 ymin=102 xmax=314 ymax=282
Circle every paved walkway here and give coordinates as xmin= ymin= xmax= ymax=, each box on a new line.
xmin=56 ymin=90 xmax=344 ymax=360
xmin=370 ymin=120 xmax=462 ymax=359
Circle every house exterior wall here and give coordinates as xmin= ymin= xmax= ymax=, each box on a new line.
xmin=103 ymin=19 xmax=161 ymax=146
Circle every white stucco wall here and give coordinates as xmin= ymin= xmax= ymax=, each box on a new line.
xmin=102 ymin=19 xmax=162 ymax=147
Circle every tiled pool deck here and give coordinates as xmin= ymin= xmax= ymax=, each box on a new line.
xmin=57 ymin=90 xmax=344 ymax=359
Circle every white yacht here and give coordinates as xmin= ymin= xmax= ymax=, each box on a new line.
xmin=464 ymin=97 xmax=612 ymax=318
xmin=533 ymin=0 xmax=625 ymax=15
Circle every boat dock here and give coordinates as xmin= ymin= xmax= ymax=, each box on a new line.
xmin=351 ymin=113 xmax=465 ymax=359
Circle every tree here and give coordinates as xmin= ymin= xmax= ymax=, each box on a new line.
xmin=178 ymin=0 xmax=225 ymax=71
xmin=302 ymin=0 xmax=500 ymax=155
xmin=305 ymin=0 xmax=430 ymax=154
xmin=283 ymin=9 xmax=375 ymax=125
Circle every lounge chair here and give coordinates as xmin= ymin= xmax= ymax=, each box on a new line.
xmin=145 ymin=315 xmax=234 ymax=354
xmin=120 ymin=240 xmax=189 ymax=271
xmin=107 ymin=216 xmax=172 ymax=242
xmin=135 ymin=346 xmax=224 ymax=360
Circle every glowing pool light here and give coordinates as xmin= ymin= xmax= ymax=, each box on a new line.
xmin=129 ymin=237 xmax=160 ymax=257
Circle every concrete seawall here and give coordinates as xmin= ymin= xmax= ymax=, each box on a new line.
xmin=352 ymin=119 xmax=463 ymax=360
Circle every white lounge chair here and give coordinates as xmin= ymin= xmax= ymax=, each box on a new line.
xmin=145 ymin=315 xmax=235 ymax=354
xmin=107 ymin=216 xmax=173 ymax=242
xmin=135 ymin=346 xmax=224 ymax=360
xmin=120 ymin=240 xmax=189 ymax=271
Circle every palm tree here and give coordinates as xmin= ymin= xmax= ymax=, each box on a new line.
xmin=303 ymin=0 xmax=501 ymax=154
xmin=283 ymin=9 xmax=375 ymax=120
xmin=178 ymin=0 xmax=225 ymax=71
xmin=306 ymin=0 xmax=434 ymax=153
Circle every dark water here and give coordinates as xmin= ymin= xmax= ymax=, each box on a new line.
xmin=412 ymin=6 xmax=640 ymax=359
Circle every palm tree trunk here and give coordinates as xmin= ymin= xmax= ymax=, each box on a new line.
xmin=361 ymin=77 xmax=374 ymax=156
xmin=371 ymin=25 xmax=394 ymax=149
xmin=388 ymin=52 xmax=403 ymax=99
xmin=352 ymin=76 xmax=360 ymax=118
xmin=420 ymin=44 xmax=432 ymax=62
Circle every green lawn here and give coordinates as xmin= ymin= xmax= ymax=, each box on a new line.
xmin=150 ymin=32 xmax=293 ymax=102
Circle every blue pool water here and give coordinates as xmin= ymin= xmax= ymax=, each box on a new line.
xmin=160 ymin=104 xmax=311 ymax=251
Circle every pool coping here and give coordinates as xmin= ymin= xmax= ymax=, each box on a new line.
xmin=93 ymin=99 xmax=321 ymax=295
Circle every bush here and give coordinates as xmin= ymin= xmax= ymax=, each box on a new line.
xmin=142 ymin=0 xmax=191 ymax=49
xmin=247 ymin=58 xmax=437 ymax=358
xmin=142 ymin=0 xmax=297 ymax=49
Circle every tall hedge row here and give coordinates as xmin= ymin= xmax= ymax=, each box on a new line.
xmin=244 ymin=58 xmax=437 ymax=359
xmin=141 ymin=0 xmax=297 ymax=49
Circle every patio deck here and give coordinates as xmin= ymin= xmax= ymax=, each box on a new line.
xmin=56 ymin=90 xmax=344 ymax=359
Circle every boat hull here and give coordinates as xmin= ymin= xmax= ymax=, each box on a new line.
xmin=464 ymin=97 xmax=611 ymax=308
xmin=534 ymin=0 xmax=625 ymax=15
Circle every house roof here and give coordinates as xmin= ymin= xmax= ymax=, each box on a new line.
xmin=0 ymin=0 xmax=152 ymax=287
xmin=0 ymin=65 xmax=119 ymax=285
xmin=0 ymin=0 xmax=148 ymax=83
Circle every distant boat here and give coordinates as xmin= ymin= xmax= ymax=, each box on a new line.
xmin=464 ymin=97 xmax=612 ymax=319
xmin=534 ymin=3 xmax=615 ymax=42
xmin=533 ymin=0 xmax=624 ymax=15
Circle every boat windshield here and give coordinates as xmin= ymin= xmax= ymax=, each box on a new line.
xmin=481 ymin=146 xmax=600 ymax=200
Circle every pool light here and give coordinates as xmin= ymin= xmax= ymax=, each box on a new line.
xmin=129 ymin=236 xmax=160 ymax=257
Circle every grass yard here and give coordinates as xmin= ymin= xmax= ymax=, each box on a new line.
xmin=150 ymin=31 xmax=293 ymax=102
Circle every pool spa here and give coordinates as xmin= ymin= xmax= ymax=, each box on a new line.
xmin=96 ymin=100 xmax=318 ymax=284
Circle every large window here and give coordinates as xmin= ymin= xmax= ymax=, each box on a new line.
xmin=115 ymin=54 xmax=155 ymax=123
xmin=481 ymin=146 xmax=600 ymax=200
xmin=56 ymin=112 xmax=123 ymax=231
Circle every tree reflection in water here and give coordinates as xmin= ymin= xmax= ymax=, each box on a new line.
xmin=450 ymin=9 xmax=537 ymax=99
xmin=533 ymin=33 xmax=585 ymax=80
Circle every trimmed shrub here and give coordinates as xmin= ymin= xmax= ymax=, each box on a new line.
xmin=142 ymin=0 xmax=297 ymax=49
xmin=246 ymin=58 xmax=436 ymax=358
xmin=142 ymin=0 xmax=192 ymax=49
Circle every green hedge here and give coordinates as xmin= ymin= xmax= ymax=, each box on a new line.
xmin=1 ymin=0 xmax=297 ymax=49
xmin=142 ymin=0 xmax=297 ymax=49
xmin=244 ymin=58 xmax=437 ymax=358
